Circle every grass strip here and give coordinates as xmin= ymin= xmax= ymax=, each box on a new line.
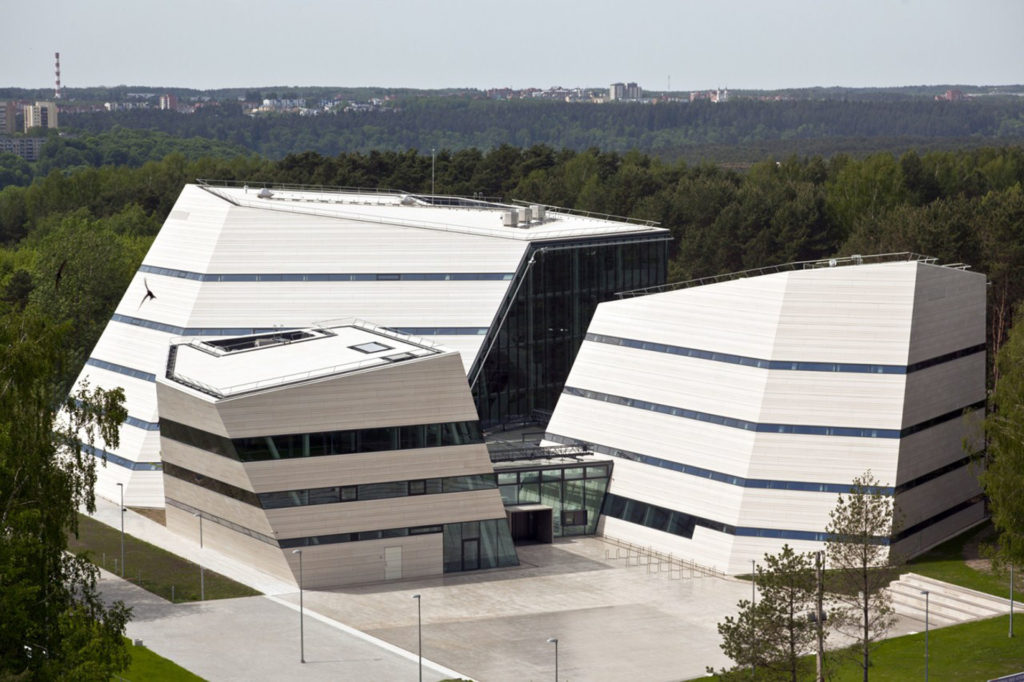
xmin=906 ymin=521 xmax=1024 ymax=601
xmin=826 ymin=613 xmax=1023 ymax=681
xmin=68 ymin=513 xmax=260 ymax=602
xmin=117 ymin=640 xmax=206 ymax=681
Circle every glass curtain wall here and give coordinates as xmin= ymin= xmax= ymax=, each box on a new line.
xmin=473 ymin=237 xmax=668 ymax=427
xmin=442 ymin=519 xmax=519 ymax=573
xmin=497 ymin=462 xmax=611 ymax=537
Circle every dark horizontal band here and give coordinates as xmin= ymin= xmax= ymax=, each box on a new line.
xmin=604 ymin=491 xmax=983 ymax=546
xmin=163 ymin=459 xmax=497 ymax=510
xmin=110 ymin=313 xmax=488 ymax=338
xmin=86 ymin=357 xmax=156 ymax=383
xmin=159 ymin=417 xmax=484 ymax=462
xmin=141 ymin=263 xmax=514 ymax=282
xmin=83 ymin=443 xmax=162 ymax=471
xmin=547 ymin=432 xmax=977 ymax=497
xmin=562 ymin=385 xmax=984 ymax=439
xmin=585 ymin=332 xmax=984 ymax=376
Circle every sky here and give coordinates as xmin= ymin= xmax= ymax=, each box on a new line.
xmin=3 ymin=0 xmax=1022 ymax=92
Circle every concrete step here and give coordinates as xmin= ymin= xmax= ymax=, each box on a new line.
xmin=888 ymin=587 xmax=969 ymax=625
xmin=890 ymin=581 xmax=1001 ymax=619
xmin=899 ymin=573 xmax=1012 ymax=615
xmin=888 ymin=572 xmax=1013 ymax=625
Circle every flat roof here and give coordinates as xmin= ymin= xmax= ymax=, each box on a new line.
xmin=199 ymin=183 xmax=669 ymax=243
xmin=165 ymin=321 xmax=446 ymax=399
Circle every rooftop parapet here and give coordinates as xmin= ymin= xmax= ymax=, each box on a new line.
xmin=615 ymin=252 xmax=971 ymax=299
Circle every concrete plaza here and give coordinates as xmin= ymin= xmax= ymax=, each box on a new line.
xmin=90 ymin=498 xmax=931 ymax=681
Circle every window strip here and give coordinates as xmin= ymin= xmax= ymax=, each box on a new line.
xmin=602 ymin=492 xmax=982 ymax=546
xmin=585 ymin=332 xmax=984 ymax=376
xmin=109 ymin=313 xmax=488 ymax=338
xmin=562 ymin=385 xmax=984 ymax=440
xmin=139 ymin=264 xmax=514 ymax=282
xmin=546 ymin=432 xmax=977 ymax=496
xmin=159 ymin=418 xmax=485 ymax=462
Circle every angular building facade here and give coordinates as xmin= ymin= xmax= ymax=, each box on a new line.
xmin=73 ymin=183 xmax=669 ymax=507
xmin=157 ymin=322 xmax=517 ymax=588
xmin=543 ymin=255 xmax=986 ymax=574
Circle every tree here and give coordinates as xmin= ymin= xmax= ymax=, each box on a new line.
xmin=0 ymin=307 xmax=131 ymax=679
xmin=710 ymin=545 xmax=821 ymax=681
xmin=981 ymin=303 xmax=1024 ymax=568
xmin=824 ymin=470 xmax=899 ymax=681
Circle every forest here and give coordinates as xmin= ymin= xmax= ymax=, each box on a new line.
xmin=55 ymin=97 xmax=1024 ymax=161
xmin=1 ymin=143 xmax=1023 ymax=393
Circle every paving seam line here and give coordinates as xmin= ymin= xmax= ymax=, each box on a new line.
xmin=264 ymin=594 xmax=473 ymax=680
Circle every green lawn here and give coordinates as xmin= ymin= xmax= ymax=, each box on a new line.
xmin=905 ymin=521 xmax=1024 ymax=602
xmin=69 ymin=514 xmax=260 ymax=602
xmin=117 ymin=641 xmax=205 ymax=681
xmin=826 ymin=614 xmax=1023 ymax=681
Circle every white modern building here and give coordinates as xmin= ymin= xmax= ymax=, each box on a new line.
xmin=73 ymin=182 xmax=669 ymax=507
xmin=157 ymin=322 xmax=516 ymax=587
xmin=543 ymin=255 xmax=987 ymax=574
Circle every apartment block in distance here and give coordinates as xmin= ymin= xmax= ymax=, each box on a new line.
xmin=543 ymin=254 xmax=986 ymax=574
xmin=0 ymin=101 xmax=17 ymax=134
xmin=156 ymin=322 xmax=517 ymax=588
xmin=23 ymin=101 xmax=58 ymax=131
xmin=71 ymin=182 xmax=669 ymax=507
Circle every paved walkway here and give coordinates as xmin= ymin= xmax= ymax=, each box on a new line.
xmin=88 ymin=498 xmax=941 ymax=681
xmin=89 ymin=499 xmax=464 ymax=681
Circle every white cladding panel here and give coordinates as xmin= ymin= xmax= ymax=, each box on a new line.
xmin=907 ymin=263 xmax=987 ymax=363
xmin=590 ymin=275 xmax=789 ymax=359
xmin=141 ymin=186 xmax=232 ymax=272
xmin=565 ymin=340 xmax=908 ymax=429
xmin=77 ymin=184 xmax=536 ymax=506
xmin=770 ymin=263 xmax=917 ymax=364
xmin=553 ymin=259 xmax=984 ymax=574
xmin=546 ymin=393 xmax=900 ymax=484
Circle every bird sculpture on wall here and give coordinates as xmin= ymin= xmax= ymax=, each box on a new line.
xmin=138 ymin=278 xmax=157 ymax=309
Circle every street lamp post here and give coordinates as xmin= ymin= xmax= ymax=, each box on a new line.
xmin=1010 ymin=563 xmax=1015 ymax=639
xmin=431 ymin=148 xmax=436 ymax=195
xmin=412 ymin=594 xmax=422 ymax=682
xmin=920 ymin=590 xmax=930 ymax=681
xmin=546 ymin=637 xmax=558 ymax=681
xmin=292 ymin=549 xmax=304 ymax=663
xmin=116 ymin=483 xmax=125 ymax=577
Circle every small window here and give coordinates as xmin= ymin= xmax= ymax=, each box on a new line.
xmin=350 ymin=341 xmax=393 ymax=354
xmin=383 ymin=352 xmax=416 ymax=362
xmin=562 ymin=510 xmax=588 ymax=526
xmin=409 ymin=480 xmax=426 ymax=495
xmin=340 ymin=486 xmax=357 ymax=502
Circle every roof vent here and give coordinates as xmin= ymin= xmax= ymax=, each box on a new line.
xmin=257 ymin=188 xmax=274 ymax=199
xmin=503 ymin=210 xmax=517 ymax=227
xmin=517 ymin=207 xmax=531 ymax=226
xmin=531 ymin=204 xmax=546 ymax=222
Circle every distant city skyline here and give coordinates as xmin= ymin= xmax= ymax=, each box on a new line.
xmin=5 ymin=0 xmax=1022 ymax=92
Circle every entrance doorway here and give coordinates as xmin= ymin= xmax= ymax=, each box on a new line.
xmin=505 ymin=505 xmax=553 ymax=544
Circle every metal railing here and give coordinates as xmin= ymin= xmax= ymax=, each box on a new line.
xmin=601 ymin=535 xmax=724 ymax=579
xmin=616 ymin=252 xmax=949 ymax=299
xmin=195 ymin=180 xmax=665 ymax=242
xmin=488 ymin=443 xmax=590 ymax=463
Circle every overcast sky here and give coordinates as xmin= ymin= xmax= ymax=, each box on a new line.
xmin=4 ymin=0 xmax=1022 ymax=91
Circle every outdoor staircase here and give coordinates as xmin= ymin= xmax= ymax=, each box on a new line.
xmin=888 ymin=572 xmax=1014 ymax=627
